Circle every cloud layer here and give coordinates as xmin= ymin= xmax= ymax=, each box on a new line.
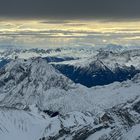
xmin=0 ymin=0 xmax=140 ymax=20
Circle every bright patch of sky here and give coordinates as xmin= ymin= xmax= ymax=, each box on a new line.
xmin=0 ymin=19 xmax=140 ymax=48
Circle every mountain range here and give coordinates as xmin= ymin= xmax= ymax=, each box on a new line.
xmin=1 ymin=47 xmax=140 ymax=87
xmin=0 ymin=46 xmax=140 ymax=140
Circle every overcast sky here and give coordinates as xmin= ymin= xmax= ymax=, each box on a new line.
xmin=0 ymin=0 xmax=140 ymax=20
xmin=0 ymin=0 xmax=140 ymax=49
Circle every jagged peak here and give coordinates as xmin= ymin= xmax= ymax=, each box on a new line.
xmin=88 ymin=59 xmax=108 ymax=71
xmin=2 ymin=57 xmax=60 ymax=75
xmin=0 ymin=57 xmax=75 ymax=109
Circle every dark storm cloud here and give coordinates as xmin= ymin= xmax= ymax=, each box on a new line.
xmin=0 ymin=0 xmax=140 ymax=20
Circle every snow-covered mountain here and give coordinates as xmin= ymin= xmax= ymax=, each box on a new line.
xmin=0 ymin=47 xmax=90 ymax=60
xmin=0 ymin=57 xmax=140 ymax=140
xmin=100 ymin=44 xmax=124 ymax=52
xmin=53 ymin=49 xmax=140 ymax=87
xmin=1 ymin=47 xmax=140 ymax=88
xmin=0 ymin=58 xmax=75 ymax=110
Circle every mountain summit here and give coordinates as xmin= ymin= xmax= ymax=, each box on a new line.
xmin=0 ymin=57 xmax=74 ymax=109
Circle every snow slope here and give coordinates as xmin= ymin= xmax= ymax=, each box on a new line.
xmin=0 ymin=107 xmax=47 ymax=140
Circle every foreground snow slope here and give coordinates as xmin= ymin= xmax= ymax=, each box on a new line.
xmin=0 ymin=58 xmax=139 ymax=140
xmin=0 ymin=107 xmax=47 ymax=140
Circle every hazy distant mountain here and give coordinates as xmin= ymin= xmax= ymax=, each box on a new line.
xmin=102 ymin=44 xmax=124 ymax=52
